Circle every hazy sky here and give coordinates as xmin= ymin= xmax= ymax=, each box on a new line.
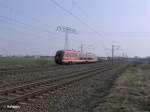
xmin=0 ymin=0 xmax=150 ymax=57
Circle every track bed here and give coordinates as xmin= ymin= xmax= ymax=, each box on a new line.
xmin=0 ymin=61 xmax=128 ymax=112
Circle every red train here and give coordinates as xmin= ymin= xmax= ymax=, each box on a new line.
xmin=55 ymin=50 xmax=97 ymax=64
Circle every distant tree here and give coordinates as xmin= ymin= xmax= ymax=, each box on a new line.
xmin=134 ymin=56 xmax=139 ymax=59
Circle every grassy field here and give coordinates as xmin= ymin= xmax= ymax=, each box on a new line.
xmin=94 ymin=63 xmax=150 ymax=112
xmin=0 ymin=58 xmax=55 ymax=66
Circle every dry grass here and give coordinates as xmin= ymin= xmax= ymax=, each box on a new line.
xmin=94 ymin=64 xmax=150 ymax=112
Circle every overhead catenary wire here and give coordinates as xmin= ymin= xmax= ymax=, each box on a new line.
xmin=0 ymin=3 xmax=55 ymax=31
xmin=72 ymin=2 xmax=126 ymax=56
xmin=0 ymin=15 xmax=57 ymax=35
xmin=0 ymin=17 xmax=62 ymax=42
xmin=0 ymin=4 xmax=78 ymax=50
xmin=1 ymin=1 xmax=115 ymax=48
xmin=71 ymin=0 xmax=89 ymax=18
xmin=0 ymin=4 xmax=66 ymax=42
xmin=49 ymin=0 xmax=111 ymax=49
xmin=71 ymin=1 xmax=112 ymax=41
xmin=0 ymin=0 xmax=126 ymax=56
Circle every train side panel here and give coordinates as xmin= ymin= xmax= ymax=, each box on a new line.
xmin=55 ymin=50 xmax=97 ymax=64
xmin=62 ymin=51 xmax=83 ymax=63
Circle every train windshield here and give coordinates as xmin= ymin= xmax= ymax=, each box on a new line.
xmin=55 ymin=51 xmax=64 ymax=64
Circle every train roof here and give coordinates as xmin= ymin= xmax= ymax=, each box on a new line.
xmin=56 ymin=50 xmax=96 ymax=56
xmin=58 ymin=50 xmax=80 ymax=52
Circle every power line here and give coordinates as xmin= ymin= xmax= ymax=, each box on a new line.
xmin=0 ymin=3 xmax=54 ymax=31
xmin=0 ymin=15 xmax=57 ymax=35
xmin=49 ymin=0 xmax=111 ymax=48
xmin=1 ymin=1 xmax=111 ymax=48
xmin=56 ymin=25 xmax=77 ymax=50
xmin=0 ymin=18 xmax=61 ymax=42
xmin=72 ymin=0 xmax=126 ymax=57
xmin=71 ymin=0 xmax=89 ymax=19
xmin=0 ymin=5 xmax=65 ymax=41
xmin=71 ymin=1 xmax=116 ymax=45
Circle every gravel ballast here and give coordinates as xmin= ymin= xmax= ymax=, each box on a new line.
xmin=1 ymin=62 xmax=128 ymax=112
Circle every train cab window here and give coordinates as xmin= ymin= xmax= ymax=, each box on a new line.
xmin=55 ymin=51 xmax=64 ymax=58
xmin=55 ymin=50 xmax=64 ymax=64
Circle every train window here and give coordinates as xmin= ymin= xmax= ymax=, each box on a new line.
xmin=67 ymin=54 xmax=69 ymax=57
xmin=69 ymin=53 xmax=71 ymax=57
xmin=72 ymin=53 xmax=76 ymax=57
xmin=72 ymin=54 xmax=74 ymax=57
xmin=65 ymin=53 xmax=70 ymax=57
xmin=65 ymin=54 xmax=68 ymax=57
xmin=74 ymin=53 xmax=77 ymax=57
xmin=71 ymin=53 xmax=74 ymax=57
xmin=69 ymin=53 xmax=72 ymax=57
xmin=78 ymin=54 xmax=80 ymax=57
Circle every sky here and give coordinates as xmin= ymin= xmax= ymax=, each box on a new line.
xmin=0 ymin=0 xmax=150 ymax=57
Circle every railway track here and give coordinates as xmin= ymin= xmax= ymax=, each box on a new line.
xmin=0 ymin=62 xmax=112 ymax=89
xmin=0 ymin=63 xmax=106 ymax=89
xmin=0 ymin=61 xmax=109 ymax=75
xmin=0 ymin=63 xmax=116 ymax=106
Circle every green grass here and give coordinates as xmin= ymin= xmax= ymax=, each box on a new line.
xmin=0 ymin=58 xmax=55 ymax=66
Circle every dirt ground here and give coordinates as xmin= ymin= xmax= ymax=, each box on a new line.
xmin=94 ymin=63 xmax=150 ymax=112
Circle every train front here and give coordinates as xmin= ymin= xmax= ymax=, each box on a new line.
xmin=55 ymin=50 xmax=64 ymax=64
